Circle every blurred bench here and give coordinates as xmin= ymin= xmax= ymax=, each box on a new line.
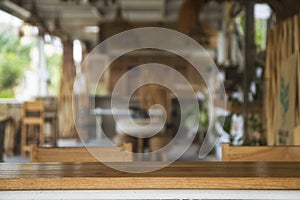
xmin=222 ymin=143 xmax=300 ymax=162
xmin=30 ymin=143 xmax=133 ymax=162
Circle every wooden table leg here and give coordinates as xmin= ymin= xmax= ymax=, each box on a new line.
xmin=21 ymin=123 xmax=26 ymax=157
xmin=137 ymin=138 xmax=144 ymax=153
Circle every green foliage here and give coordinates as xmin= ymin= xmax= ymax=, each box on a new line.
xmin=46 ymin=52 xmax=62 ymax=95
xmin=0 ymin=27 xmax=31 ymax=98
xmin=199 ymin=110 xmax=208 ymax=132
xmin=183 ymin=101 xmax=208 ymax=133
xmin=248 ymin=114 xmax=263 ymax=133
xmin=0 ymin=89 xmax=14 ymax=98
xmin=221 ymin=114 xmax=232 ymax=134
xmin=280 ymin=76 xmax=290 ymax=114
xmin=218 ymin=114 xmax=236 ymax=144
xmin=255 ymin=18 xmax=266 ymax=52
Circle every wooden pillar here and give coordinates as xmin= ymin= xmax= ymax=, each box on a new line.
xmin=177 ymin=0 xmax=205 ymax=34
xmin=37 ymin=36 xmax=48 ymax=96
xmin=98 ymin=22 xmax=104 ymax=44
xmin=243 ymin=1 xmax=256 ymax=142
xmin=58 ymin=40 xmax=77 ymax=138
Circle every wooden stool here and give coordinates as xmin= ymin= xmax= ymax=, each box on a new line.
xmin=21 ymin=101 xmax=45 ymax=157
xmin=36 ymin=97 xmax=58 ymax=147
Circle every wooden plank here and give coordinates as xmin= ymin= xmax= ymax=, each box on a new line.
xmin=1 ymin=162 xmax=300 ymax=190
xmin=222 ymin=143 xmax=300 ymax=162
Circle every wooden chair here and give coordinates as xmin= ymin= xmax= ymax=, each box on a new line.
xmin=0 ymin=118 xmax=11 ymax=162
xmin=222 ymin=143 xmax=300 ymax=162
xmin=21 ymin=101 xmax=45 ymax=157
xmin=36 ymin=97 xmax=59 ymax=147
xmin=30 ymin=143 xmax=133 ymax=162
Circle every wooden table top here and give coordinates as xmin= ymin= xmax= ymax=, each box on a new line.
xmin=1 ymin=162 xmax=300 ymax=190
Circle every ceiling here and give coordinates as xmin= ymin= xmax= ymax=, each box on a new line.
xmin=1 ymin=0 xmax=300 ymax=46
xmin=0 ymin=0 xmax=187 ymax=45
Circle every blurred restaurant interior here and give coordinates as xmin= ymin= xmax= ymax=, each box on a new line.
xmin=1 ymin=0 xmax=300 ymax=199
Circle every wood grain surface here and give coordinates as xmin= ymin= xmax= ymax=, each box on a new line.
xmin=222 ymin=143 xmax=300 ymax=162
xmin=1 ymin=162 xmax=300 ymax=190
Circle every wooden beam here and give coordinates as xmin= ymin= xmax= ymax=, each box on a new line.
xmin=263 ymin=0 xmax=300 ymax=20
xmin=177 ymin=0 xmax=205 ymax=34
xmin=243 ymin=1 xmax=255 ymax=142
xmin=0 ymin=0 xmax=30 ymax=19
